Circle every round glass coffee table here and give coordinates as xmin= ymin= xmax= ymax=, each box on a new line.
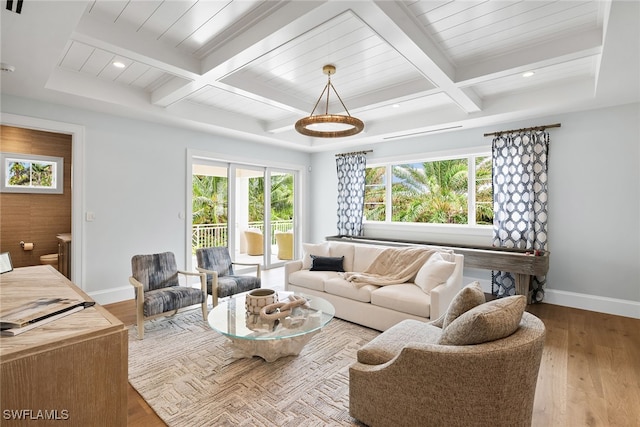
xmin=208 ymin=291 xmax=335 ymax=362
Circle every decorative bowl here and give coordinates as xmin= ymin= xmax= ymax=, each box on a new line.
xmin=245 ymin=289 xmax=278 ymax=314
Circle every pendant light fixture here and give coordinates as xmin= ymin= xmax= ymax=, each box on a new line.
xmin=295 ymin=65 xmax=364 ymax=138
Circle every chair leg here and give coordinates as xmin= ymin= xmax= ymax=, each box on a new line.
xmin=201 ymin=298 xmax=208 ymax=321
xmin=137 ymin=316 xmax=144 ymax=340
xmin=211 ymin=292 xmax=218 ymax=307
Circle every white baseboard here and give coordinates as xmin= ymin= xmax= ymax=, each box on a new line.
xmin=89 ymin=286 xmax=134 ymax=306
xmin=543 ymin=289 xmax=640 ymax=319
xmin=462 ymin=274 xmax=639 ymax=319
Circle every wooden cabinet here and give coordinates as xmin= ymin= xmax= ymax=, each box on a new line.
xmin=56 ymin=233 xmax=71 ymax=279
xmin=0 ymin=266 xmax=127 ymax=426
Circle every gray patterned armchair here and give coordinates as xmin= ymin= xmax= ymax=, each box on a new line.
xmin=196 ymin=247 xmax=261 ymax=307
xmin=129 ymin=252 xmax=207 ymax=339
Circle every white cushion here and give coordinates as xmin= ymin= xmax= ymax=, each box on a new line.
xmin=302 ymin=242 xmax=330 ymax=269
xmin=371 ymin=284 xmax=431 ymax=318
xmin=288 ymin=270 xmax=338 ymax=291
xmin=329 ymin=242 xmax=355 ymax=272
xmin=324 ymin=277 xmax=376 ymax=302
xmin=414 ymin=252 xmax=457 ymax=294
xmin=352 ymin=245 xmax=387 ymax=272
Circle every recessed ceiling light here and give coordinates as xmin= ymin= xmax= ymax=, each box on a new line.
xmin=113 ymin=61 xmax=126 ymax=69
xmin=522 ymin=71 xmax=535 ymax=78
xmin=392 ymin=104 xmax=401 ymax=108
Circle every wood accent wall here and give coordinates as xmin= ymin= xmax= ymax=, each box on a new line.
xmin=0 ymin=125 xmax=72 ymax=268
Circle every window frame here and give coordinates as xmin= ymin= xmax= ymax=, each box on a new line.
xmin=0 ymin=152 xmax=64 ymax=194
xmin=364 ymin=146 xmax=492 ymax=231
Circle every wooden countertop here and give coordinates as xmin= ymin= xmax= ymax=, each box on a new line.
xmin=0 ymin=265 xmax=125 ymax=362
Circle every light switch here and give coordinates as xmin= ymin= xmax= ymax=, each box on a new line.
xmin=86 ymin=211 xmax=96 ymax=222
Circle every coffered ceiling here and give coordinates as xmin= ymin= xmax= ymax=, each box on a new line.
xmin=1 ymin=1 xmax=638 ymax=152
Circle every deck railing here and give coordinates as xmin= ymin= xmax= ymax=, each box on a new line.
xmin=192 ymin=220 xmax=293 ymax=250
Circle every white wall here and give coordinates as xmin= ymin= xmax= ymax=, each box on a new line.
xmin=2 ymin=95 xmax=638 ymax=317
xmin=309 ymin=103 xmax=640 ymax=318
xmin=2 ymin=95 xmax=311 ymax=303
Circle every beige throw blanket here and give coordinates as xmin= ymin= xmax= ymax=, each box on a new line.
xmin=342 ymin=247 xmax=437 ymax=287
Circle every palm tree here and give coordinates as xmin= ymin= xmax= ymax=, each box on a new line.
xmin=8 ymin=161 xmax=30 ymax=186
xmin=248 ymin=174 xmax=294 ymax=222
xmin=475 ymin=156 xmax=493 ymax=225
xmin=192 ymin=175 xmax=227 ymax=224
xmin=31 ymin=163 xmax=53 ymax=187
xmin=269 ymin=173 xmax=294 ymax=220
xmin=391 ymin=160 xmax=468 ymax=224
xmin=364 ymin=166 xmax=386 ymax=221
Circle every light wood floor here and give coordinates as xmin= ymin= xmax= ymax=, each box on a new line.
xmin=104 ymin=270 xmax=640 ymax=427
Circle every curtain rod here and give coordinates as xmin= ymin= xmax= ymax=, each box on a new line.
xmin=484 ymin=123 xmax=561 ymax=137
xmin=335 ymin=150 xmax=373 ymax=157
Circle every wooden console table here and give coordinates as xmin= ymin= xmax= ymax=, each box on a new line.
xmin=327 ymin=235 xmax=549 ymax=302
xmin=0 ymin=266 xmax=128 ymax=426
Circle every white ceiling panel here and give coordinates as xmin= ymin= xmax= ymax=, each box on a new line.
xmin=472 ymin=56 xmax=597 ymax=97
xmin=135 ymin=1 xmax=196 ymax=36
xmin=222 ymin=10 xmax=432 ymax=111
xmin=185 ymin=86 xmax=294 ymax=123
xmin=59 ymin=40 xmax=178 ymax=92
xmin=409 ymin=0 xmax=602 ymax=65
xmin=2 ymin=0 xmax=637 ymax=151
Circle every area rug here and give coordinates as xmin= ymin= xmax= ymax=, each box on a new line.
xmin=128 ymin=308 xmax=379 ymax=426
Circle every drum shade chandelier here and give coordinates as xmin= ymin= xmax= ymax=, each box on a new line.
xmin=295 ymin=65 xmax=364 ymax=138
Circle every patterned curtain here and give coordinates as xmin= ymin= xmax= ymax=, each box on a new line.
xmin=491 ymin=130 xmax=549 ymax=302
xmin=336 ymin=153 xmax=367 ymax=236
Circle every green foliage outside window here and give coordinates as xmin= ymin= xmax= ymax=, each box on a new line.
xmin=192 ymin=173 xmax=294 ymax=224
xmin=192 ymin=175 xmax=228 ymax=225
xmin=8 ymin=161 xmax=54 ymax=188
xmin=364 ymin=156 xmax=493 ymax=225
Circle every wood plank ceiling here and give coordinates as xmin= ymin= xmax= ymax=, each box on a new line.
xmin=1 ymin=0 xmax=637 ymax=151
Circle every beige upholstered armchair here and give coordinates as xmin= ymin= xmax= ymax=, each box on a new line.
xmin=244 ymin=229 xmax=264 ymax=256
xmin=129 ymin=252 xmax=207 ymax=339
xmin=349 ymin=284 xmax=546 ymax=427
xmin=274 ymin=231 xmax=293 ymax=260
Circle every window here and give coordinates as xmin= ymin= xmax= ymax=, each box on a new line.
xmin=364 ymin=166 xmax=385 ymax=221
xmin=364 ymin=154 xmax=492 ymax=226
xmin=0 ymin=153 xmax=63 ymax=194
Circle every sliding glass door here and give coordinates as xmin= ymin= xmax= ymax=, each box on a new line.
xmin=269 ymin=169 xmax=295 ymax=266
xmin=233 ymin=165 xmax=266 ymax=265
xmin=191 ymin=158 xmax=297 ymax=270
xmin=192 ymin=160 xmax=229 ymax=250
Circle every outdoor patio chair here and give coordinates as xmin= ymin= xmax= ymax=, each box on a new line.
xmin=244 ymin=229 xmax=264 ymax=256
xmin=275 ymin=231 xmax=293 ymax=260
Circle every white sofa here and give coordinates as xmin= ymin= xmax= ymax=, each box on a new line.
xmin=284 ymin=241 xmax=464 ymax=331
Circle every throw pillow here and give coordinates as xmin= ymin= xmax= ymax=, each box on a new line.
xmin=329 ymin=243 xmax=355 ymax=272
xmin=310 ymin=255 xmax=345 ymax=272
xmin=302 ymin=242 xmax=330 ymax=269
xmin=438 ymin=295 xmax=527 ymax=346
xmin=442 ymin=281 xmax=486 ymax=329
xmin=413 ymin=252 xmax=457 ymax=294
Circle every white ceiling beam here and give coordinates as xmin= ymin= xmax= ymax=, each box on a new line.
xmin=73 ymin=13 xmax=201 ymax=79
xmin=166 ymin=101 xmax=312 ymax=151
xmin=364 ymin=1 xmax=482 ymax=113
xmin=199 ymin=1 xmax=329 ymax=78
xmin=594 ymin=0 xmax=639 ymax=102
xmin=151 ymin=1 xmax=331 ymax=108
xmin=45 ymin=67 xmax=153 ymax=109
xmin=456 ymin=29 xmax=603 ymax=86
